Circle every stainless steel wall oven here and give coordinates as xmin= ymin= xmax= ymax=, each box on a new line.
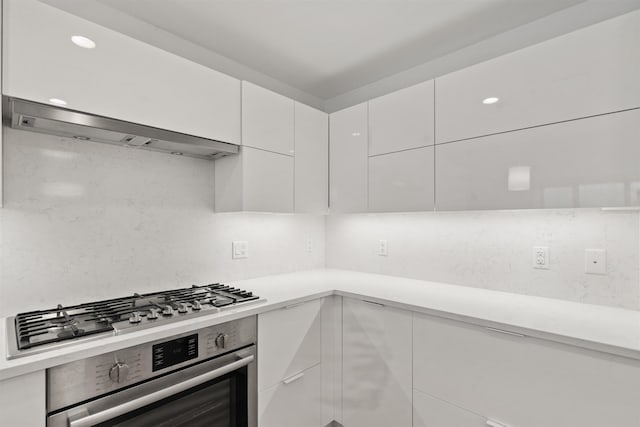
xmin=47 ymin=316 xmax=257 ymax=427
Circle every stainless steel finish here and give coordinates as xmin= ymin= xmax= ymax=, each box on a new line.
xmin=128 ymin=311 xmax=142 ymax=323
xmin=147 ymin=307 xmax=160 ymax=319
xmin=49 ymin=345 xmax=257 ymax=427
xmin=193 ymin=300 xmax=202 ymax=310
xmin=162 ymin=305 xmax=174 ymax=316
xmin=178 ymin=302 xmax=188 ymax=313
xmin=108 ymin=362 xmax=130 ymax=384
xmin=47 ymin=316 xmax=257 ymax=411
xmin=282 ymin=371 xmax=305 ymax=385
xmin=3 ymin=97 xmax=239 ymax=160
xmin=68 ymin=355 xmax=254 ymax=427
xmin=485 ymin=326 xmax=526 ymax=338
xmin=215 ymin=333 xmax=230 ymax=349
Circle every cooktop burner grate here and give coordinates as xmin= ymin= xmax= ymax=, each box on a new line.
xmin=13 ymin=283 xmax=260 ymax=351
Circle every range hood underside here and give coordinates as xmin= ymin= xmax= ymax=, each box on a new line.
xmin=3 ymin=97 xmax=239 ymax=160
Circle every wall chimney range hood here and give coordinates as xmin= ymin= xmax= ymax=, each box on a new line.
xmin=3 ymin=97 xmax=239 ymax=160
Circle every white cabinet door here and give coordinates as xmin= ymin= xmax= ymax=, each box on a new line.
xmin=0 ymin=371 xmax=46 ymax=427
xmin=369 ymin=147 xmax=434 ymax=212
xmin=294 ymin=102 xmax=328 ymax=213
xmin=369 ymin=80 xmax=434 ymax=156
xmin=435 ymin=10 xmax=640 ymax=143
xmin=413 ymin=389 xmax=486 ymax=427
xmin=258 ymin=299 xmax=322 ymax=392
xmin=329 ymin=103 xmax=368 ymax=213
xmin=242 ymin=81 xmax=294 ymax=155
xmin=214 ymin=147 xmax=294 ymax=212
xmin=3 ymin=0 xmax=241 ymax=144
xmin=435 ymin=108 xmax=640 ymax=211
xmin=258 ymin=363 xmax=322 ymax=427
xmin=342 ymin=298 xmax=412 ymax=427
xmin=413 ymin=313 xmax=640 ymax=427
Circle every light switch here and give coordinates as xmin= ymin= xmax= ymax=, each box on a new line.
xmin=584 ymin=249 xmax=606 ymax=275
xmin=232 ymin=241 xmax=248 ymax=259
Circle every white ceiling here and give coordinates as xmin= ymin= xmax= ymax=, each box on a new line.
xmin=90 ymin=0 xmax=585 ymax=99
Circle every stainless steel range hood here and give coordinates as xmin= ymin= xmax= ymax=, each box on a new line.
xmin=3 ymin=97 xmax=239 ymax=160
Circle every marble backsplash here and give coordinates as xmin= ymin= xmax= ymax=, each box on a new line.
xmin=0 ymin=128 xmax=325 ymax=317
xmin=326 ymin=210 xmax=640 ymax=310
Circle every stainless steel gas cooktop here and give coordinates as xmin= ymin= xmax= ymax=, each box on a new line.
xmin=6 ymin=283 xmax=265 ymax=359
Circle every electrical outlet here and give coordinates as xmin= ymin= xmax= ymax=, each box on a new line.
xmin=584 ymin=249 xmax=606 ymax=275
xmin=532 ymin=246 xmax=549 ymax=269
xmin=378 ymin=240 xmax=388 ymax=256
xmin=305 ymin=239 xmax=313 ymax=253
xmin=232 ymin=241 xmax=248 ymax=259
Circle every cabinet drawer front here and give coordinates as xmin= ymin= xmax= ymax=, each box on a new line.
xmin=413 ymin=313 xmax=640 ymax=427
xmin=435 ymin=108 xmax=640 ymax=211
xmin=369 ymin=80 xmax=435 ymax=156
xmin=258 ymin=364 xmax=322 ymax=427
xmin=435 ymin=10 xmax=640 ymax=143
xmin=413 ymin=389 xmax=486 ymax=427
xmin=342 ymin=298 xmax=412 ymax=427
xmin=369 ymin=146 xmax=434 ymax=212
xmin=258 ymin=299 xmax=322 ymax=391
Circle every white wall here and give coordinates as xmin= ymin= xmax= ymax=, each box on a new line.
xmin=0 ymin=127 xmax=325 ymax=317
xmin=326 ymin=210 xmax=640 ymax=310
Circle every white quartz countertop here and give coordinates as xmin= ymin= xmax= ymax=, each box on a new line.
xmin=2 ymin=269 xmax=640 ymax=381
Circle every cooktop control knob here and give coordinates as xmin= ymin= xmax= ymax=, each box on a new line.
xmin=129 ymin=311 xmax=142 ymax=324
xmin=178 ymin=303 xmax=188 ymax=314
xmin=215 ymin=333 xmax=229 ymax=349
xmin=109 ymin=362 xmax=130 ymax=384
xmin=147 ymin=308 xmax=160 ymax=319
xmin=192 ymin=300 xmax=202 ymax=311
xmin=162 ymin=305 xmax=174 ymax=316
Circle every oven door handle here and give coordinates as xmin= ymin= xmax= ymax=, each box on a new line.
xmin=68 ymin=354 xmax=255 ymax=427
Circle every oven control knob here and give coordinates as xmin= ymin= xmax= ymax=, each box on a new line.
xmin=147 ymin=308 xmax=160 ymax=319
xmin=162 ymin=305 xmax=174 ymax=316
xmin=109 ymin=362 xmax=130 ymax=384
xmin=178 ymin=303 xmax=188 ymax=314
xmin=215 ymin=333 xmax=229 ymax=349
xmin=129 ymin=311 xmax=142 ymax=323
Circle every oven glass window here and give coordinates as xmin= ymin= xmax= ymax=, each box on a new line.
xmin=97 ymin=370 xmax=248 ymax=427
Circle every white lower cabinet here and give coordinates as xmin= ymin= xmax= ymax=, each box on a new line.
xmin=0 ymin=370 xmax=46 ymax=427
xmin=342 ymin=298 xmax=412 ymax=427
xmin=413 ymin=389 xmax=485 ymax=427
xmin=258 ymin=363 xmax=323 ymax=427
xmin=413 ymin=313 xmax=640 ymax=427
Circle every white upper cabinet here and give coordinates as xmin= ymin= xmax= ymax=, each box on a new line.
xmin=369 ymin=147 xmax=434 ymax=212
xmin=435 ymin=10 xmax=640 ymax=143
xmin=368 ymin=80 xmax=435 ymax=155
xmin=242 ymin=81 xmax=294 ymax=155
xmin=214 ymin=146 xmax=294 ymax=212
xmin=342 ymin=298 xmax=412 ymax=427
xmin=329 ymin=103 xmax=368 ymax=213
xmin=294 ymin=102 xmax=328 ymax=213
xmin=435 ymin=108 xmax=640 ymax=211
xmin=2 ymin=0 xmax=241 ymax=144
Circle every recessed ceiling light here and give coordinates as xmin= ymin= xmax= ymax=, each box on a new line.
xmin=352 ymin=132 xmax=361 ymax=137
xmin=71 ymin=35 xmax=96 ymax=49
xmin=49 ymin=98 xmax=67 ymax=106
xmin=482 ymin=97 xmax=499 ymax=105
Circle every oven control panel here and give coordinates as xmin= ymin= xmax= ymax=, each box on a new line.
xmin=152 ymin=334 xmax=198 ymax=371
xmin=47 ymin=315 xmax=257 ymax=412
